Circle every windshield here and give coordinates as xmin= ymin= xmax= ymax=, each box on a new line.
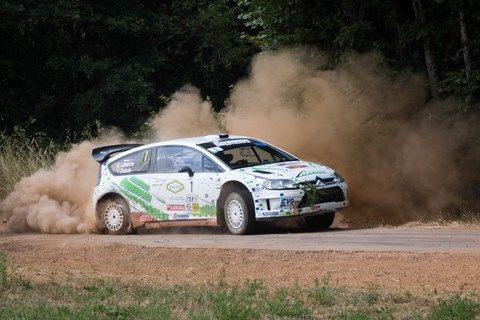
xmin=199 ymin=139 xmax=298 ymax=169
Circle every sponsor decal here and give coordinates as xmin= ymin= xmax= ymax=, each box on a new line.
xmin=118 ymin=160 xmax=134 ymax=168
xmin=280 ymin=198 xmax=295 ymax=207
xmin=262 ymin=211 xmax=279 ymax=217
xmin=116 ymin=167 xmax=132 ymax=174
xmin=217 ymin=139 xmax=250 ymax=146
xmin=173 ymin=213 xmax=190 ymax=220
xmin=131 ymin=212 xmax=154 ymax=222
xmin=193 ymin=203 xmax=200 ymax=212
xmin=186 ymin=203 xmax=200 ymax=213
xmin=117 ymin=178 xmax=169 ymax=220
xmin=297 ymin=169 xmax=326 ymax=178
xmin=207 ymin=146 xmax=223 ymax=153
xmin=141 ymin=149 xmax=151 ymax=163
xmin=166 ymin=180 xmax=184 ymax=194
xmin=286 ymin=164 xmax=308 ymax=169
xmin=167 ymin=204 xmax=186 ymax=211
xmin=186 ymin=194 xmax=198 ymax=202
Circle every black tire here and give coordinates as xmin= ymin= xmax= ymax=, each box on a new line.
xmin=96 ymin=197 xmax=131 ymax=235
xmin=304 ymin=211 xmax=335 ymax=230
xmin=223 ymin=191 xmax=255 ymax=235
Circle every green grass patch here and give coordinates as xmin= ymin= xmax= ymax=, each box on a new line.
xmin=0 ymin=255 xmax=479 ymax=319
xmin=430 ymin=296 xmax=480 ymax=320
xmin=0 ymin=252 xmax=6 ymax=288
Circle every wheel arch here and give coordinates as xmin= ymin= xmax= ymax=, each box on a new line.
xmin=95 ymin=192 xmax=129 ymax=220
xmin=216 ymin=180 xmax=253 ymax=226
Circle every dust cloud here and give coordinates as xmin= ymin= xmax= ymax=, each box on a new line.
xmin=0 ymin=87 xmax=221 ymax=233
xmin=1 ymin=142 xmax=99 ymax=233
xmin=1 ymin=48 xmax=476 ymax=233
xmin=222 ymin=50 xmax=475 ymax=224
xmin=150 ymin=85 xmax=220 ymax=140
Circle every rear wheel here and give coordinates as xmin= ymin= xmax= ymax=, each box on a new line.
xmin=224 ymin=192 xmax=255 ymax=235
xmin=96 ymin=197 xmax=131 ymax=235
xmin=304 ymin=211 xmax=335 ymax=230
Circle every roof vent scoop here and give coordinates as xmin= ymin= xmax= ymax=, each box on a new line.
xmin=218 ymin=134 xmax=229 ymax=139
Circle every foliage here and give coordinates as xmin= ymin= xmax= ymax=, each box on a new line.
xmin=0 ymin=0 xmax=254 ymax=141
xmin=238 ymin=0 xmax=480 ymax=101
xmin=430 ymin=296 xmax=480 ymax=320
xmin=0 ymin=252 xmax=6 ymax=288
xmin=0 ymin=258 xmax=479 ymax=319
xmin=1 ymin=0 xmax=480 ymax=143
xmin=0 ymin=132 xmax=56 ymax=200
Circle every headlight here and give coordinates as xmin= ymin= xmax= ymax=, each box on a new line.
xmin=334 ymin=171 xmax=345 ymax=182
xmin=256 ymin=177 xmax=297 ymax=190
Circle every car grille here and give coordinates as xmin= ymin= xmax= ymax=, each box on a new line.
xmin=298 ymin=186 xmax=345 ymax=207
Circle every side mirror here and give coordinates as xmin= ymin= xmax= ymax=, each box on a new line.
xmin=179 ymin=166 xmax=194 ymax=177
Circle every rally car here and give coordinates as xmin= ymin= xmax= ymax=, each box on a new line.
xmin=92 ymin=134 xmax=348 ymax=235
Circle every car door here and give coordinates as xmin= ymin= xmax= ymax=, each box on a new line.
xmin=150 ymin=145 xmax=223 ymax=221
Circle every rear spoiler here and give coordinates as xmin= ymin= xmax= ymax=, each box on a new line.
xmin=91 ymin=144 xmax=144 ymax=163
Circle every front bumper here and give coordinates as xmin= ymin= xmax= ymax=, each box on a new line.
xmin=252 ymin=182 xmax=349 ymax=219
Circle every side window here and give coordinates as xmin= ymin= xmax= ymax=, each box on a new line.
xmin=254 ymin=147 xmax=275 ymax=162
xmin=202 ymin=156 xmax=222 ymax=173
xmin=155 ymin=146 xmax=183 ymax=173
xmin=109 ymin=149 xmax=152 ymax=175
xmin=155 ymin=146 xmax=222 ymax=173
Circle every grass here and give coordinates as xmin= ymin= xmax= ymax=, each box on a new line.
xmin=0 ymin=133 xmax=56 ymax=201
xmin=0 ymin=252 xmax=6 ymax=288
xmin=435 ymin=208 xmax=480 ymax=227
xmin=0 ymin=253 xmax=479 ymax=320
xmin=430 ymin=296 xmax=480 ymax=320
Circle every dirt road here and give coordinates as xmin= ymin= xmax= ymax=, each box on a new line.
xmin=1 ymin=226 xmax=479 ymax=292
xmin=1 ymin=227 xmax=478 ymax=252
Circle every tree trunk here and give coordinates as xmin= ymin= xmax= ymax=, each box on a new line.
xmin=459 ymin=10 xmax=472 ymax=80
xmin=412 ymin=0 xmax=441 ymax=100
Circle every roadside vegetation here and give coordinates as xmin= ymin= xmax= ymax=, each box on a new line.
xmin=0 ymin=133 xmax=56 ymax=201
xmin=0 ymin=252 xmax=479 ymax=319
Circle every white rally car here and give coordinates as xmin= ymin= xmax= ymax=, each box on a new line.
xmin=92 ymin=135 xmax=348 ymax=235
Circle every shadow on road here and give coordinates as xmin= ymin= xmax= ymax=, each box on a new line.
xmin=136 ymin=219 xmax=367 ymax=235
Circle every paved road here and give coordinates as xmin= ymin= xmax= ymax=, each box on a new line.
xmin=1 ymin=227 xmax=479 ymax=253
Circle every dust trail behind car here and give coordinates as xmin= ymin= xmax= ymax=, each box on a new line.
xmin=1 ymin=48 xmax=478 ymax=233
xmin=1 ymin=142 xmax=98 ymax=233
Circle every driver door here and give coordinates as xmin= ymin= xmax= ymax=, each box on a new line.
xmin=150 ymin=146 xmax=223 ymax=221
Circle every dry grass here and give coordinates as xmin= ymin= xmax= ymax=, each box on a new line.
xmin=0 ymin=133 xmax=56 ymax=201
xmin=0 ymin=252 xmax=478 ymax=319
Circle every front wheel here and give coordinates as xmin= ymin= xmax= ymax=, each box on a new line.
xmin=224 ymin=192 xmax=255 ymax=235
xmin=304 ymin=211 xmax=335 ymax=230
xmin=96 ymin=197 xmax=131 ymax=235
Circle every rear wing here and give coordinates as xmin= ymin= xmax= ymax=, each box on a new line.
xmin=91 ymin=144 xmax=144 ymax=163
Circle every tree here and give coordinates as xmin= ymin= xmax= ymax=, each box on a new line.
xmin=238 ymin=0 xmax=480 ymax=102
xmin=0 ymin=0 xmax=254 ymax=141
xmin=411 ymin=0 xmax=440 ymax=99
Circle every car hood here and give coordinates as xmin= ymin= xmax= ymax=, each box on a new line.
xmin=236 ymin=161 xmax=336 ymax=182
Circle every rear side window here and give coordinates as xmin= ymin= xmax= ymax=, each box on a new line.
xmin=109 ymin=149 xmax=152 ymax=175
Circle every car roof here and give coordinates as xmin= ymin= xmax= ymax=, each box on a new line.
xmin=106 ymin=134 xmax=253 ymax=162
xmin=149 ymin=134 xmax=252 ymax=147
